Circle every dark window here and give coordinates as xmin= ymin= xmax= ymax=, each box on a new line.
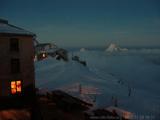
xmin=11 ymin=58 xmax=20 ymax=74
xmin=10 ymin=38 xmax=19 ymax=52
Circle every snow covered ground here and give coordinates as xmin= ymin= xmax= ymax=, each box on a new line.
xmin=35 ymin=48 xmax=160 ymax=119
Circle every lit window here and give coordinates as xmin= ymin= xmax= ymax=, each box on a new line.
xmin=11 ymin=80 xmax=22 ymax=94
xmin=16 ymin=81 xmax=21 ymax=92
xmin=42 ymin=53 xmax=46 ymax=58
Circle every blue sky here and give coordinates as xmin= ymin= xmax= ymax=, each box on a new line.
xmin=1 ymin=0 xmax=160 ymax=47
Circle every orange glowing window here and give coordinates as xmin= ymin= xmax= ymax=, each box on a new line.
xmin=11 ymin=80 xmax=22 ymax=94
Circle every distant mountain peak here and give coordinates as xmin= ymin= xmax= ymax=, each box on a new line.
xmin=105 ymin=43 xmax=128 ymax=52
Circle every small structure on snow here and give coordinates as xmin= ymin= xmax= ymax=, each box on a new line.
xmin=72 ymin=55 xmax=87 ymax=66
xmin=35 ymin=43 xmax=57 ymax=52
xmin=35 ymin=42 xmax=68 ymax=61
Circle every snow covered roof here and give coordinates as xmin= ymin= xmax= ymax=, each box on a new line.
xmin=106 ymin=106 xmax=133 ymax=119
xmin=0 ymin=19 xmax=35 ymax=36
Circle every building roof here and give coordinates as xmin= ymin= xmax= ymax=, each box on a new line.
xmin=0 ymin=19 xmax=35 ymax=36
xmin=36 ymin=43 xmax=52 ymax=48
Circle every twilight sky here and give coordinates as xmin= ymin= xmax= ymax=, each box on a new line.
xmin=1 ymin=0 xmax=160 ymax=47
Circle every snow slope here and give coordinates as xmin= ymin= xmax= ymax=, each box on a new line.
xmin=35 ymin=48 xmax=160 ymax=119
